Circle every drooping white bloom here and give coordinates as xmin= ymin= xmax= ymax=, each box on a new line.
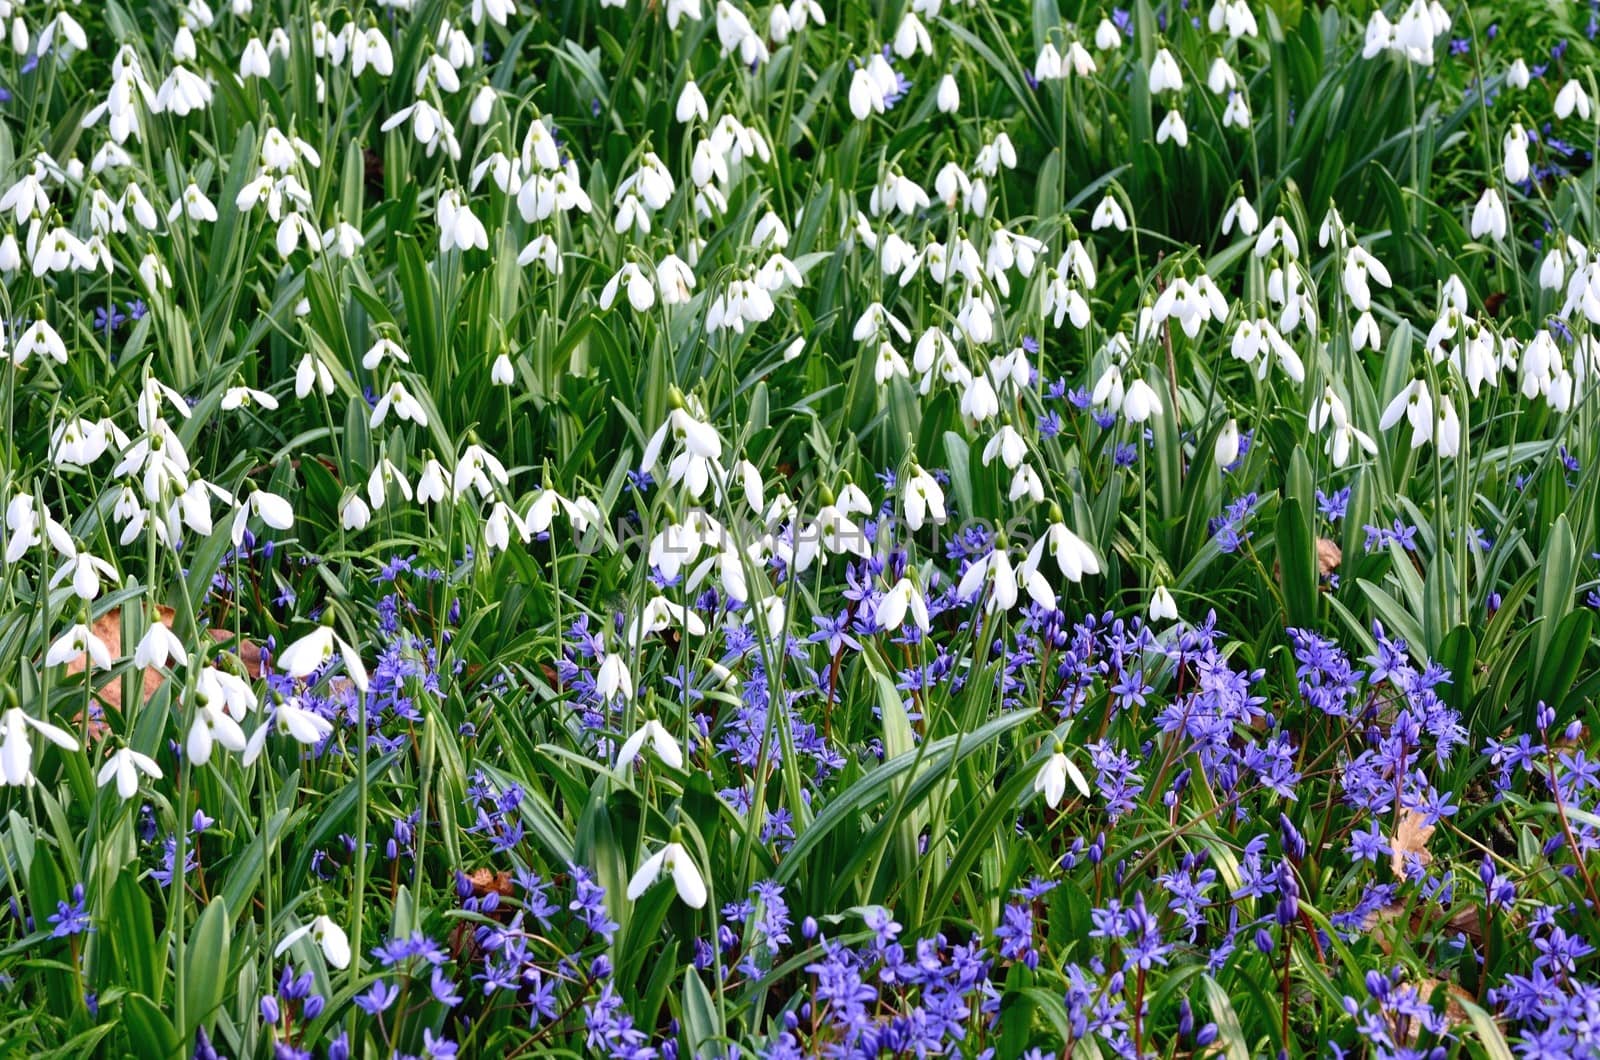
xmin=617 ymin=719 xmax=683 ymax=770
xmin=903 ymin=465 xmax=946 ymax=531
xmin=275 ymin=916 xmax=351 ymax=969
xmin=1214 ymin=419 xmax=1241 ymax=467
xmin=1556 ymin=79 xmax=1592 ymax=121
xmin=1149 ymin=584 xmax=1179 ymax=624
xmin=0 ymin=709 xmax=79 ymax=787
xmin=956 ymin=547 xmax=1019 ymax=613
xmin=46 ymin=623 xmax=113 ymax=669
xmin=1222 ymin=196 xmax=1258 ymax=237
xmin=1091 ymin=194 xmax=1128 ymax=231
xmin=1156 ymin=109 xmax=1189 ymax=147
xmin=231 ymin=490 xmax=294 ymax=547
xmin=596 ymin=649 xmax=635 ymax=704
xmin=1034 ymin=744 xmax=1088 ymax=809
xmin=98 ymin=747 xmax=162 ymax=800
xmin=1470 ymin=188 xmax=1507 ymax=242
xmin=628 ymin=840 xmax=707 ymax=908
xmin=1503 ymin=122 xmax=1531 ymax=184
xmin=1148 ymin=48 xmax=1183 ymax=94
xmin=135 ymin=621 xmax=187 ymax=670
xmin=187 ymin=701 xmax=246 ymax=767
xmin=875 ymin=578 xmax=931 ymax=633
xmin=276 ymin=623 xmax=369 ymax=693
xmin=1122 ymin=379 xmax=1163 ymax=422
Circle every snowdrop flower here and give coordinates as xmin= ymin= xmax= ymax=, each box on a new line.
xmin=469 ymin=86 xmax=497 ymax=125
xmin=1091 ymin=194 xmax=1128 ymax=231
xmin=1253 ymin=216 xmax=1301 ymax=260
xmin=956 ymin=547 xmax=1019 ymax=613
xmin=1095 ymin=17 xmax=1122 ymax=49
xmin=1035 ymin=42 xmax=1064 ymax=81
xmin=154 ymin=66 xmax=213 ymax=114
xmin=220 ymin=385 xmax=279 ymax=412
xmin=1148 ymin=48 xmax=1183 ymax=93
xmin=275 ymin=916 xmax=351 ymax=970
xmin=1222 ymin=196 xmax=1258 ymax=237
xmin=936 ymin=74 xmax=960 ymax=113
xmin=1156 ymin=109 xmax=1188 ymax=146
xmin=627 ymin=597 xmax=709 ymax=647
xmin=1391 ymin=0 xmax=1442 ymax=65
xmin=894 ymin=13 xmax=932 ymax=57
xmin=194 ymin=665 xmax=258 ymax=722
xmin=270 ymin=699 xmax=335 ymax=748
xmin=1556 ymin=79 xmax=1592 ymax=121
xmin=277 ymin=622 xmax=369 ymax=693
xmin=98 ymin=747 xmax=162 ymax=800
xmin=676 ymin=81 xmax=708 ymax=123
xmin=0 ymin=709 xmax=79 ymax=787
xmin=1507 ymin=57 xmax=1530 ymax=90
xmin=1034 ymin=743 xmax=1087 ymax=809
xmin=1063 ymin=41 xmax=1097 ymax=77
xmin=1028 ymin=522 xmax=1100 ymax=583
xmin=295 ymin=354 xmax=335 ymax=398
xmin=1309 ymin=387 xmax=1378 ymax=468
xmin=1208 ymin=57 xmax=1238 ymax=95
xmin=339 ymin=492 xmax=372 ymax=531
xmin=849 ymin=64 xmax=889 ymax=121
xmin=601 ymin=263 xmax=656 ymax=312
xmin=903 ymin=465 xmax=946 ymax=531
xmin=975 ymin=133 xmax=1018 ymax=176
xmin=982 ymin=425 xmax=1028 ymax=469
xmin=1214 ymin=419 xmax=1241 ymax=467
xmin=51 ymin=549 xmax=119 ymax=601
xmin=1221 ymin=92 xmax=1250 ymax=129
xmin=1503 ymin=123 xmax=1530 ymax=184
xmin=875 ymin=578 xmax=930 ymax=633
xmin=230 ymin=490 xmax=294 ymax=547
xmin=46 ymin=623 xmax=113 ymax=669
xmin=370 ymin=381 xmax=429 ymax=428
xmin=187 ymin=701 xmax=246 ymax=766
xmin=134 ymin=621 xmax=187 ymax=670
xmin=50 ymin=418 xmax=114 ymax=469
xmin=351 ymin=26 xmax=395 ymax=77
xmin=438 ymin=189 xmax=488 ymax=252
xmin=1470 ymin=188 xmax=1506 ymax=242
xmin=1122 ymin=379 xmax=1163 ymax=422
xmin=596 ymin=645 xmax=634 ymax=704
xmin=1378 ymin=378 xmax=1436 ymax=450
xmin=1149 ymin=584 xmax=1179 ymax=624
xmin=168 ymin=183 xmax=218 ymax=223
xmin=1009 ymin=464 xmax=1045 ymax=504
xmin=628 ymin=837 xmax=707 ymax=908
xmin=617 ymin=719 xmax=683 ymax=770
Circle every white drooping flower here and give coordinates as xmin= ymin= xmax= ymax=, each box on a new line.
xmin=1470 ymin=188 xmax=1507 ymax=242
xmin=875 ymin=578 xmax=930 ymax=633
xmin=627 ymin=838 xmax=707 ymax=908
xmin=46 ymin=623 xmax=113 ymax=669
xmin=0 ymin=709 xmax=79 ymax=787
xmin=1149 ymin=584 xmax=1179 ymax=624
xmin=1214 ymin=419 xmax=1241 ymax=468
xmin=230 ymin=490 xmax=295 ymax=547
xmin=1556 ymin=79 xmax=1592 ymax=121
xmin=1034 ymin=743 xmax=1089 ymax=809
xmin=277 ymin=623 xmax=369 ymax=693
xmin=616 ymin=719 xmax=683 ymax=770
xmin=275 ymin=916 xmax=352 ymax=970
xmin=903 ymin=465 xmax=946 ymax=532
xmin=97 ymin=747 xmax=162 ymax=800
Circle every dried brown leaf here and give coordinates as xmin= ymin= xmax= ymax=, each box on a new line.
xmin=1391 ymin=809 xmax=1436 ymax=879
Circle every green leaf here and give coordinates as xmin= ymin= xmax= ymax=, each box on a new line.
xmin=183 ymin=896 xmax=231 ymax=1036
